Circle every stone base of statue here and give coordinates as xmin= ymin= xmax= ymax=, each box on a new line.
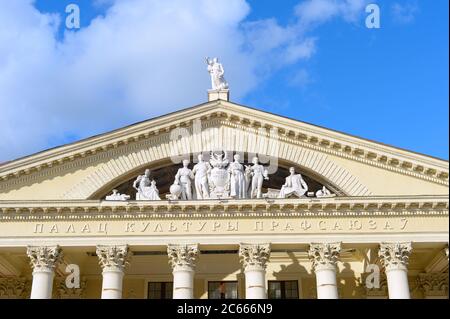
xmin=208 ymin=89 xmax=229 ymax=102
xmin=263 ymin=188 xmax=280 ymax=199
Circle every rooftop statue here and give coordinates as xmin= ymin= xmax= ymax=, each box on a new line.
xmin=228 ymin=154 xmax=246 ymax=199
xmin=132 ymin=169 xmax=161 ymax=200
xmin=192 ymin=154 xmax=211 ymax=200
xmin=173 ymin=159 xmax=194 ymax=200
xmin=278 ymin=167 xmax=308 ymax=199
xmin=248 ymin=157 xmax=269 ymax=199
xmin=206 ymin=57 xmax=229 ymax=91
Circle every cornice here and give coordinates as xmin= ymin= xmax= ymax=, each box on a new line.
xmin=0 ymin=195 xmax=447 ymax=221
xmin=0 ymin=101 xmax=448 ymax=188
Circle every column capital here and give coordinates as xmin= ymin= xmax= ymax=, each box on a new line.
xmin=239 ymin=243 xmax=271 ymax=271
xmin=378 ymin=242 xmax=412 ymax=271
xmin=308 ymin=242 xmax=341 ymax=271
xmin=96 ymin=245 xmax=129 ymax=272
xmin=167 ymin=244 xmax=199 ymax=271
xmin=27 ymin=245 xmax=62 ymax=273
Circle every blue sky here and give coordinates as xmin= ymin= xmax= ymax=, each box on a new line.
xmin=0 ymin=0 xmax=448 ymax=161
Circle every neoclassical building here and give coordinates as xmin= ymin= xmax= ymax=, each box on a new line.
xmin=0 ymin=88 xmax=448 ymax=299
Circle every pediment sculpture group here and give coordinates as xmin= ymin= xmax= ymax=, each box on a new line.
xmin=106 ymin=151 xmax=334 ymax=201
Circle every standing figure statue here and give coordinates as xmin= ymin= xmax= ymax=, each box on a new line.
xmin=278 ymin=167 xmax=308 ymax=199
xmin=174 ymin=159 xmax=194 ymax=200
xmin=192 ymin=154 xmax=211 ymax=200
xmin=206 ymin=57 xmax=229 ymax=90
xmin=249 ymin=157 xmax=269 ymax=199
xmin=228 ymin=154 xmax=246 ymax=199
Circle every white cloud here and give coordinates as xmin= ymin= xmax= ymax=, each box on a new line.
xmin=0 ymin=0 xmax=369 ymax=162
xmin=295 ymin=0 xmax=368 ymax=27
xmin=391 ymin=2 xmax=419 ymax=25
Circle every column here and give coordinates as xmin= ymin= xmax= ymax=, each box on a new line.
xmin=96 ymin=245 xmax=129 ymax=299
xmin=167 ymin=244 xmax=198 ymax=299
xmin=239 ymin=243 xmax=271 ymax=299
xmin=308 ymin=242 xmax=341 ymax=299
xmin=27 ymin=245 xmax=62 ymax=299
xmin=378 ymin=242 xmax=412 ymax=299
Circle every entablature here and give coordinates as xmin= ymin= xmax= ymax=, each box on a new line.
xmin=0 ymin=195 xmax=447 ymax=221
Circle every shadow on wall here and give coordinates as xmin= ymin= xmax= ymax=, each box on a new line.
xmin=337 ymin=262 xmax=366 ymax=299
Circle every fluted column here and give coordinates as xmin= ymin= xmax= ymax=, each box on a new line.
xmin=167 ymin=244 xmax=199 ymax=299
xmin=96 ymin=245 xmax=129 ymax=299
xmin=239 ymin=243 xmax=271 ymax=299
xmin=308 ymin=242 xmax=341 ymax=299
xmin=27 ymin=245 xmax=62 ymax=299
xmin=379 ymin=242 xmax=412 ymax=299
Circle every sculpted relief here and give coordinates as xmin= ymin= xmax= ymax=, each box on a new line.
xmin=104 ymin=151 xmax=335 ymax=201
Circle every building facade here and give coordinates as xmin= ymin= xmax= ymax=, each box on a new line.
xmin=0 ymin=90 xmax=448 ymax=299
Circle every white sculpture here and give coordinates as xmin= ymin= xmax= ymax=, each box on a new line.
xmin=316 ymin=186 xmax=334 ymax=198
xmin=228 ymin=154 xmax=246 ymax=199
xmin=208 ymin=151 xmax=230 ymax=199
xmin=206 ymin=57 xmax=229 ymax=90
xmin=192 ymin=154 xmax=211 ymax=200
xmin=248 ymin=157 xmax=269 ymax=199
xmin=133 ymin=169 xmax=160 ymax=200
xmin=105 ymin=189 xmax=130 ymax=201
xmin=146 ymin=180 xmax=161 ymax=200
xmin=278 ymin=167 xmax=308 ymax=199
xmin=173 ymin=159 xmax=194 ymax=200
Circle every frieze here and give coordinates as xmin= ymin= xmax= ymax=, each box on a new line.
xmin=21 ymin=217 xmax=415 ymax=236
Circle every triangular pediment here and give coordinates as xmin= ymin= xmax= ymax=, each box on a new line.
xmin=0 ymin=100 xmax=448 ymax=200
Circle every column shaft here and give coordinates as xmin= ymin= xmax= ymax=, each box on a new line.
xmin=101 ymin=268 xmax=124 ymax=299
xmin=386 ymin=268 xmax=410 ymax=299
xmin=173 ymin=268 xmax=195 ymax=299
xmin=30 ymin=269 xmax=55 ymax=299
xmin=315 ymin=268 xmax=338 ymax=299
xmin=244 ymin=268 xmax=267 ymax=299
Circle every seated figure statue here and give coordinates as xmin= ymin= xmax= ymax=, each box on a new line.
xmin=133 ymin=169 xmax=161 ymax=200
xmin=278 ymin=167 xmax=308 ymax=199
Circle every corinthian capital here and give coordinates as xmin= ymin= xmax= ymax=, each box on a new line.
xmin=308 ymin=242 xmax=341 ymax=271
xmin=378 ymin=242 xmax=412 ymax=271
xmin=27 ymin=246 xmax=62 ymax=272
xmin=96 ymin=245 xmax=129 ymax=272
xmin=167 ymin=244 xmax=199 ymax=271
xmin=239 ymin=243 xmax=271 ymax=271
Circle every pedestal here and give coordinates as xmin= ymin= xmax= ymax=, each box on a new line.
xmin=208 ymin=89 xmax=229 ymax=101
